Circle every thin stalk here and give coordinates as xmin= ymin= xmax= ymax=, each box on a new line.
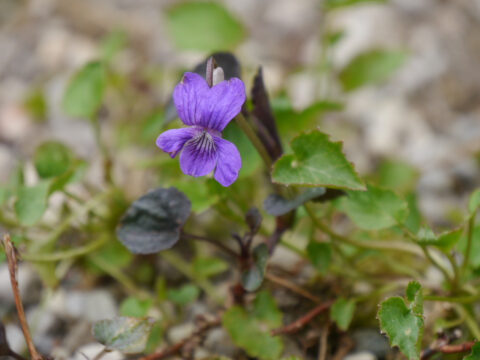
xmin=461 ymin=215 xmax=476 ymax=282
xmin=90 ymin=115 xmax=113 ymax=185
xmin=454 ymin=305 xmax=480 ymax=340
xmin=235 ymin=113 xmax=272 ymax=169
xmin=38 ymin=188 xmax=114 ymax=247
xmin=160 ymin=250 xmax=223 ymax=305
xmin=89 ymin=255 xmax=171 ymax=323
xmin=420 ymin=246 xmax=453 ymax=284
xmin=304 ymin=203 xmax=423 ymax=257
xmin=424 ymin=294 xmax=480 ymax=304
xmin=22 ymin=236 xmax=108 ymax=262
xmin=182 ymin=232 xmax=237 ymax=258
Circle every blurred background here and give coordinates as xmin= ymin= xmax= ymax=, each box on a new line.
xmin=2 ymin=0 xmax=480 ymax=223
xmin=2 ymin=0 xmax=480 ymax=358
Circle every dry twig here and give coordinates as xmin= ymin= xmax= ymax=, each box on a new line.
xmin=2 ymin=234 xmax=44 ymax=360
xmin=271 ymin=300 xmax=334 ymax=336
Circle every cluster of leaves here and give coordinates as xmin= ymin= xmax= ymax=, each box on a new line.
xmin=2 ymin=1 xmax=480 ymax=360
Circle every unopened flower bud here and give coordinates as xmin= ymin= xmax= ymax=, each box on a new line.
xmin=213 ymin=67 xmax=225 ymax=85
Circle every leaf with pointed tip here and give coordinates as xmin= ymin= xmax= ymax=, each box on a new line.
xmin=117 ymin=187 xmax=191 ymax=254
xmin=339 ymin=50 xmax=406 ymax=91
xmin=330 ymin=298 xmax=355 ymax=331
xmin=223 ymin=306 xmax=283 ymax=360
xmin=62 ymin=61 xmax=105 ymax=118
xmin=378 ymin=281 xmax=423 ymax=360
xmin=336 ymin=185 xmax=408 ymax=230
xmin=272 ymin=131 xmax=364 ymax=190
xmin=415 ymin=226 xmax=463 ymax=253
xmin=14 ymin=181 xmax=50 ymax=226
xmin=306 ymin=241 xmax=331 ymax=275
xmin=264 ymin=187 xmax=326 ymax=216
xmin=241 ymin=243 xmax=268 ymax=292
xmin=93 ymin=317 xmax=154 ymax=354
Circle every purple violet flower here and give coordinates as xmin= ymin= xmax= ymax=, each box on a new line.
xmin=156 ymin=72 xmax=245 ymax=187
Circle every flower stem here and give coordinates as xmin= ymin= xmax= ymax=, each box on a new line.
xmin=160 ymin=250 xmax=223 ymax=305
xmin=304 ymin=203 xmax=422 ymax=256
xmin=454 ymin=305 xmax=480 ymax=339
xmin=461 ymin=215 xmax=476 ymax=282
xmin=21 ymin=235 xmax=109 ymax=262
xmin=424 ymin=294 xmax=480 ymax=304
xmin=235 ymin=113 xmax=272 ymax=169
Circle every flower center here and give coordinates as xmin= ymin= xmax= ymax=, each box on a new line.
xmin=191 ymin=129 xmax=215 ymax=154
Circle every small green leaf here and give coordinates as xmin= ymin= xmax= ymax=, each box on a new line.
xmin=93 ymin=317 xmax=154 ymax=354
xmin=336 ymin=185 xmax=408 ymax=230
xmin=223 ymin=306 xmax=283 ymax=360
xmin=120 ymin=297 xmax=152 ymax=317
xmin=34 ymin=141 xmax=73 ymax=179
xmin=326 ymin=0 xmax=386 ymax=10
xmin=175 ymin=180 xmax=219 ymax=214
xmin=404 ymin=193 xmax=421 ymax=234
xmin=241 ymin=243 xmax=268 ymax=292
xmin=306 ymin=241 xmax=331 ymax=275
xmin=339 ymin=50 xmax=406 ymax=91
xmin=469 ymin=189 xmax=480 ymax=214
xmin=62 ymin=61 xmax=105 ymax=118
xmin=252 ymin=291 xmax=282 ymax=329
xmin=272 ymin=131 xmax=364 ymax=190
xmin=264 ymin=187 xmax=326 ymax=216
xmin=193 ymin=257 xmax=228 ymax=278
xmin=378 ymin=160 xmax=418 ymax=193
xmin=166 ymin=2 xmax=245 ymax=51
xmin=464 ymin=342 xmax=480 ymax=360
xmin=14 ymin=181 xmax=50 ymax=226
xmin=458 ymin=225 xmax=480 ymax=268
xmin=378 ymin=281 xmax=424 ymax=360
xmin=100 ymin=29 xmax=127 ymax=62
xmin=23 ymin=87 xmax=47 ymax=122
xmin=167 ymin=284 xmax=199 ymax=305
xmin=416 ymin=227 xmax=463 ymax=253
xmin=330 ymin=298 xmax=355 ymax=331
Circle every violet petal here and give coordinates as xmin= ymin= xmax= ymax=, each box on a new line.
xmin=173 ymin=72 xmax=209 ymax=126
xmin=199 ymin=78 xmax=245 ymax=131
xmin=179 ymin=131 xmax=217 ymax=177
xmin=213 ymin=136 xmax=241 ymax=187
xmin=156 ymin=127 xmax=196 ymax=158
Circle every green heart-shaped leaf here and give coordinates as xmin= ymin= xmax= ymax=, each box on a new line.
xmin=272 ymin=131 xmax=364 ymax=190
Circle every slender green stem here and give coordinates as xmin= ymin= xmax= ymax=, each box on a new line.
xmin=424 ymin=294 xmax=480 ymax=304
xmin=235 ymin=113 xmax=272 ymax=169
xmin=446 ymin=252 xmax=460 ymax=290
xmin=454 ymin=305 xmax=480 ymax=339
xmin=160 ymin=250 xmax=223 ymax=305
xmin=22 ymin=236 xmax=109 ymax=262
xmin=90 ymin=115 xmax=113 ymax=184
xmin=280 ymin=239 xmax=306 ymax=257
xmin=304 ymin=203 xmax=423 ymax=256
xmin=38 ymin=188 xmax=114 ymax=248
xmin=354 ymin=283 xmax=400 ymax=302
xmin=420 ymin=245 xmax=453 ymax=284
xmin=461 ymin=215 xmax=476 ymax=282
xmin=89 ymin=254 xmax=172 ymax=322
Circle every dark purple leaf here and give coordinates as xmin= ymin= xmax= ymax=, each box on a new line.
xmin=117 ymin=187 xmax=191 ymax=254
